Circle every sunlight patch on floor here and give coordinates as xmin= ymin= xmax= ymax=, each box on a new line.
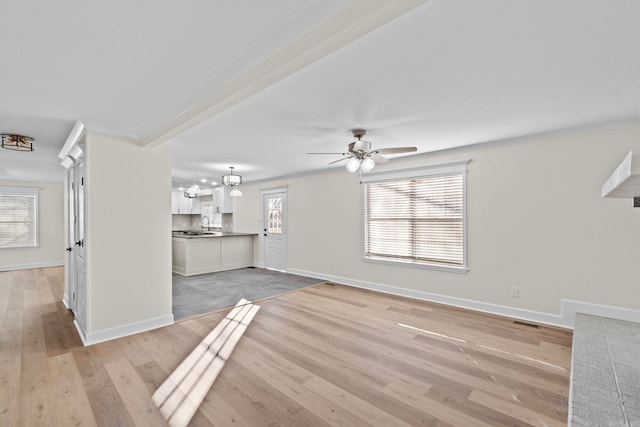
xmin=153 ymin=299 xmax=260 ymax=427
xmin=397 ymin=322 xmax=567 ymax=371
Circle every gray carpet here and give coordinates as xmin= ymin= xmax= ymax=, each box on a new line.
xmin=172 ymin=267 xmax=324 ymax=320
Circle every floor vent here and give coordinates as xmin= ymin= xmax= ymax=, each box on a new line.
xmin=513 ymin=320 xmax=540 ymax=328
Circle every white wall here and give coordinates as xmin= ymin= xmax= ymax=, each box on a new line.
xmin=85 ymin=132 xmax=173 ymax=336
xmin=233 ymin=121 xmax=640 ymax=322
xmin=0 ymin=180 xmax=64 ymax=271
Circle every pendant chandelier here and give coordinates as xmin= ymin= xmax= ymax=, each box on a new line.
xmin=185 ymin=177 xmax=200 ymax=198
xmin=1 ymin=134 xmax=34 ymax=151
xmin=222 ymin=166 xmax=243 ymax=197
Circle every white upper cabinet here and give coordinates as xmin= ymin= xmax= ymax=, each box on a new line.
xmin=171 ymin=191 xmax=178 ymax=213
xmin=172 ymin=190 xmax=202 ymax=214
xmin=213 ymin=187 xmax=233 ymax=213
xmin=190 ymin=196 xmax=202 ymax=214
xmin=176 ymin=191 xmax=190 ymax=213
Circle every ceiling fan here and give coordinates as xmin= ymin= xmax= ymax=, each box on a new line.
xmin=308 ymin=129 xmax=417 ymax=173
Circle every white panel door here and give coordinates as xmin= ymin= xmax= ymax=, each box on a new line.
xmin=263 ymin=191 xmax=287 ymax=272
xmin=66 ymin=167 xmax=77 ymax=314
xmin=74 ymin=160 xmax=87 ymax=330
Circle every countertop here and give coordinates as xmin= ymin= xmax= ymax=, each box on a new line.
xmin=569 ymin=313 xmax=640 ymax=426
xmin=172 ymin=230 xmax=258 ymax=239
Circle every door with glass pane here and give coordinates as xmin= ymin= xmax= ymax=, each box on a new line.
xmin=263 ymin=191 xmax=287 ymax=272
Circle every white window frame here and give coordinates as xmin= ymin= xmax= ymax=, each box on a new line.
xmin=361 ymin=160 xmax=470 ymax=273
xmin=0 ymin=186 xmax=40 ymax=249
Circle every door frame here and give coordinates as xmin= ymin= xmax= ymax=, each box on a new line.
xmin=262 ymin=187 xmax=288 ymax=272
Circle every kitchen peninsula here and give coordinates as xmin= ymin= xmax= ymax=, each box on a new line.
xmin=172 ymin=231 xmax=258 ymax=276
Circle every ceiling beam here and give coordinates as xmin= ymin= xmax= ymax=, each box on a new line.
xmin=143 ymin=0 xmax=428 ymax=149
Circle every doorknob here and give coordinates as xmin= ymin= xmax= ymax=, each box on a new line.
xmin=66 ymin=247 xmax=72 ymax=252
xmin=75 ymin=240 xmax=81 ymax=246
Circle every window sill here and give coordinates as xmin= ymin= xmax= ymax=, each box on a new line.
xmin=0 ymin=245 xmax=39 ymax=250
xmin=362 ymin=256 xmax=469 ymax=274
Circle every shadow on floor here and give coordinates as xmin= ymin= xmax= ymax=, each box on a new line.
xmin=172 ymin=267 xmax=324 ymax=320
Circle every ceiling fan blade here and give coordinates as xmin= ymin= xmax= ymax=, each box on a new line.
xmin=376 ymin=147 xmax=417 ymax=155
xmin=307 ymin=152 xmax=344 ymax=155
xmin=370 ymin=154 xmax=388 ymax=164
xmin=328 ymin=157 xmax=350 ymax=165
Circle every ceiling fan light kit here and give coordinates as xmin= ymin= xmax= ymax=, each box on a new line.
xmin=361 ymin=157 xmax=375 ymax=173
xmin=1 ymin=134 xmax=34 ymax=151
xmin=346 ymin=157 xmax=360 ymax=173
xmin=307 ymin=129 xmax=417 ymax=174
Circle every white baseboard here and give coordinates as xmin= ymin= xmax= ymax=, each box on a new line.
xmin=77 ymin=314 xmax=174 ymax=346
xmin=288 ymin=268 xmax=640 ymax=329
xmin=253 ymin=261 xmax=265 ymax=268
xmin=62 ymin=294 xmax=70 ymax=309
xmin=74 ymin=319 xmax=88 ymax=346
xmin=0 ymin=260 xmax=64 ymax=272
xmin=561 ymin=299 xmax=640 ymax=326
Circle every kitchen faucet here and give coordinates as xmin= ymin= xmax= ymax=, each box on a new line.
xmin=201 ymin=216 xmax=210 ymax=231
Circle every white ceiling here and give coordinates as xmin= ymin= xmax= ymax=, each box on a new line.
xmin=2 ymin=1 xmax=640 ymax=187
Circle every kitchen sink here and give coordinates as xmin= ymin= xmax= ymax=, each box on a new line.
xmin=172 ymin=230 xmax=223 ymax=236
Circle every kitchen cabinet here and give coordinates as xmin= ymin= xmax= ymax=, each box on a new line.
xmin=172 ymin=234 xmax=255 ymax=275
xmin=171 ymin=191 xmax=187 ymax=213
xmin=213 ymin=187 xmax=233 ymax=213
xmin=190 ymin=196 xmax=202 ymax=214
xmin=172 ymin=190 xmax=202 ymax=214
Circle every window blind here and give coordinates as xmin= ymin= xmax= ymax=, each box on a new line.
xmin=364 ymin=173 xmax=464 ymax=267
xmin=0 ymin=189 xmax=38 ymax=248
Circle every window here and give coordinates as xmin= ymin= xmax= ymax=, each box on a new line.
xmin=267 ymin=197 xmax=283 ymax=233
xmin=0 ymin=187 xmax=39 ymax=249
xmin=362 ymin=161 xmax=469 ymax=272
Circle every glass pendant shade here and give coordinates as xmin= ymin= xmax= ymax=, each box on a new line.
xmin=361 ymin=157 xmax=375 ymax=173
xmin=229 ymin=188 xmax=243 ymax=197
xmin=346 ymin=157 xmax=361 ymax=173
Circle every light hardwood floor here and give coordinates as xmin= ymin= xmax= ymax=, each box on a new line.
xmin=0 ymin=267 xmax=573 ymax=426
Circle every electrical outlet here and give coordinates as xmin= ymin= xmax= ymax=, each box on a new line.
xmin=510 ymin=287 xmax=520 ymax=298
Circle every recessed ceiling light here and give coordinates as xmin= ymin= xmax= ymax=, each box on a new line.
xmin=178 ymin=187 xmax=184 ymax=191
xmin=200 ymin=178 xmax=207 ymax=183
xmin=210 ymin=181 xmax=217 ymax=186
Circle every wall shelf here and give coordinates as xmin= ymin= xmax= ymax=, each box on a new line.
xmin=602 ymin=151 xmax=640 ymax=204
